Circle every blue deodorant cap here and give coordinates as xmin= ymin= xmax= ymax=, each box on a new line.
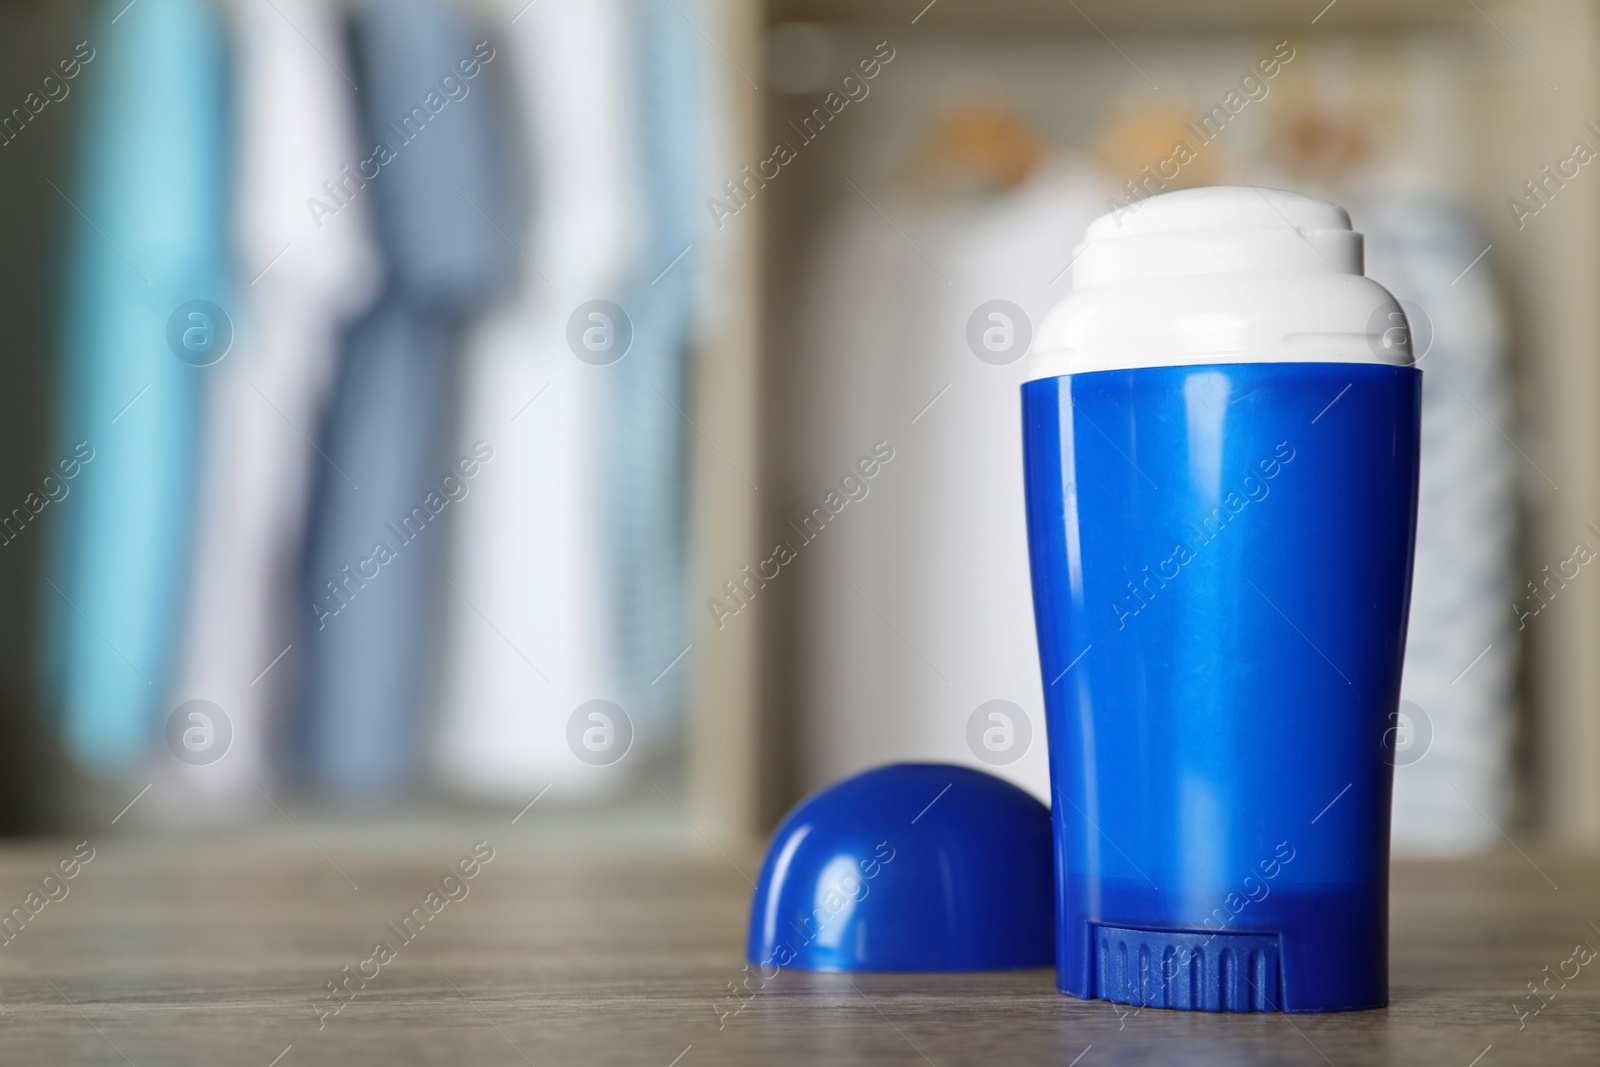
xmin=747 ymin=763 xmax=1054 ymax=972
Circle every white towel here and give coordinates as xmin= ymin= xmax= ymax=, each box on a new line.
xmin=1356 ymin=191 xmax=1518 ymax=854
xmin=432 ymin=0 xmax=645 ymax=802
xmin=793 ymin=160 xmax=1113 ymax=803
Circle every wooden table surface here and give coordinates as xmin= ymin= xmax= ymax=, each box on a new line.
xmin=0 ymin=818 xmax=1595 ymax=1066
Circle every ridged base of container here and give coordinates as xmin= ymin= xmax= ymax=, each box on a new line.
xmin=1091 ymin=924 xmax=1282 ymax=1013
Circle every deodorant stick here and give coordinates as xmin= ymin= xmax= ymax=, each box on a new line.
xmin=1022 ymin=186 xmax=1420 ymax=1012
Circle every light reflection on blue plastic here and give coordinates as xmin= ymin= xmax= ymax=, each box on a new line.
xmin=811 ymin=856 xmax=860 ymax=949
xmin=758 ymin=822 xmax=810 ymax=953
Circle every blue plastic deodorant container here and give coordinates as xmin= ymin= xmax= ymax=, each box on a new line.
xmin=1022 ymin=187 xmax=1421 ymax=1013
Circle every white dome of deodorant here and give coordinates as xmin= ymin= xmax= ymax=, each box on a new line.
xmin=1030 ymin=185 xmax=1413 ymax=377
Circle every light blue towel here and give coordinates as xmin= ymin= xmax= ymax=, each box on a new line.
xmin=42 ymin=0 xmax=231 ymax=776
xmin=300 ymin=0 xmax=513 ymax=797
xmin=605 ymin=0 xmax=702 ymax=741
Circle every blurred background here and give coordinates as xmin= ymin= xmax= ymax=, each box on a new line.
xmin=0 ymin=0 xmax=1595 ymax=858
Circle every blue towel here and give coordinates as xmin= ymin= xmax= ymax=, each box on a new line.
xmin=605 ymin=0 xmax=702 ymax=739
xmin=42 ymin=0 xmax=231 ymax=777
xmin=300 ymin=0 xmax=513 ymax=797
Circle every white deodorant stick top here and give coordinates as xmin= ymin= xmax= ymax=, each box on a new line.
xmin=1028 ymin=185 xmax=1414 ymax=380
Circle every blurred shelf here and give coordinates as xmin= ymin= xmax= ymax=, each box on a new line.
xmin=768 ymin=0 xmax=1482 ymax=32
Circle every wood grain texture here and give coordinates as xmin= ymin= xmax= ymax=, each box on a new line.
xmin=0 ymin=833 xmax=1594 ymax=1065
